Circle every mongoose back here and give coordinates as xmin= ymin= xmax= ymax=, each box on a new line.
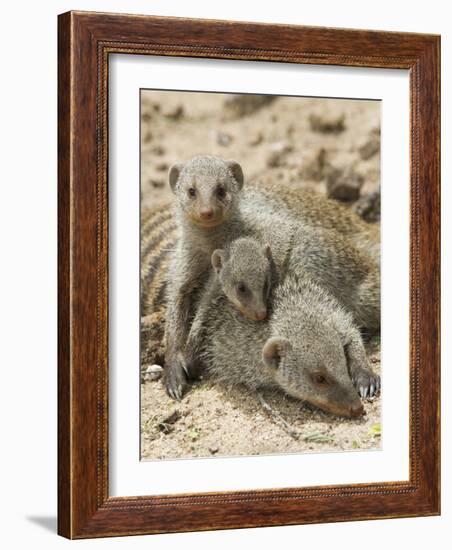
xmin=253 ymin=179 xmax=380 ymax=263
xmin=199 ymin=272 xmax=380 ymax=418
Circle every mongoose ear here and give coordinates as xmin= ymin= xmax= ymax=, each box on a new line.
xmin=168 ymin=162 xmax=184 ymax=193
xmin=262 ymin=337 xmax=292 ymax=370
xmin=211 ymin=249 xmax=225 ymax=275
xmin=225 ymin=160 xmax=244 ymax=190
xmin=263 ymin=243 xmax=272 ymax=261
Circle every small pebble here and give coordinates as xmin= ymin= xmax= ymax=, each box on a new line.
xmin=309 ymin=113 xmax=346 ymax=134
xmin=326 ymin=167 xmax=364 ymax=202
xmin=149 ymin=179 xmax=165 ymax=189
xmin=353 ymin=190 xmax=381 ymax=222
xmin=209 ymin=443 xmax=220 ymax=455
xmin=155 ymin=162 xmax=169 ymax=172
xmin=163 ymin=104 xmax=184 ymax=120
xmin=144 ymin=364 xmax=163 ymax=381
xmin=216 ymin=132 xmax=233 ymax=146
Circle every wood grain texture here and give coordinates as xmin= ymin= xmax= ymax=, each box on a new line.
xmin=57 ymin=10 xmax=440 ymax=539
xmin=57 ymin=10 xmax=72 ymax=539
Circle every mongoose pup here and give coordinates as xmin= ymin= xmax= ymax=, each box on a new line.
xmin=199 ymin=272 xmax=380 ymax=417
xmin=184 ymin=237 xmax=275 ymax=373
xmin=211 ymin=237 xmax=273 ymax=322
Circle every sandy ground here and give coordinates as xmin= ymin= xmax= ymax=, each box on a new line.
xmin=140 ymin=90 xmax=381 ymax=460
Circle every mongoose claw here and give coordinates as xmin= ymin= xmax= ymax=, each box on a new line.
xmin=163 ymin=358 xmax=188 ymax=401
xmin=353 ymin=368 xmax=381 ymax=399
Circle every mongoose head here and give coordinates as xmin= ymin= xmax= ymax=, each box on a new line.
xmin=262 ymin=332 xmax=365 ymax=419
xmin=168 ymin=155 xmax=244 ymax=228
xmin=211 ymin=238 xmax=272 ymax=321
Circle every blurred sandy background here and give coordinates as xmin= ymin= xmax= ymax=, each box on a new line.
xmin=140 ymin=91 xmax=381 ymax=460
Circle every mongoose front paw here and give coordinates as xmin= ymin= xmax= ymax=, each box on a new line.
xmin=184 ymin=345 xmax=204 ymax=380
xmin=163 ymin=354 xmax=188 ymax=401
xmin=351 ymin=368 xmax=381 ymax=399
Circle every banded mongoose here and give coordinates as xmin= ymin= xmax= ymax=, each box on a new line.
xmin=163 ymin=155 xmax=249 ymax=400
xmin=199 ymin=272 xmax=380 ymax=417
xmin=184 ymin=237 xmax=275 ymax=374
xmin=149 ymin=155 xmax=380 ymax=399
xmin=211 ymin=237 xmax=274 ymax=321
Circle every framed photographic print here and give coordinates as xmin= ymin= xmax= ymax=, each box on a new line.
xmin=58 ymin=11 xmax=440 ymax=538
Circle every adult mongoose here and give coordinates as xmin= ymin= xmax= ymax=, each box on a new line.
xmin=199 ymin=271 xmax=379 ymax=417
xmin=163 ymin=155 xmax=249 ymax=400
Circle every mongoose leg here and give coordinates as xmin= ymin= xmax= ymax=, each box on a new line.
xmin=164 ymin=288 xmax=193 ymax=400
xmin=184 ymin=275 xmax=218 ymax=379
xmin=345 ymin=332 xmax=381 ymax=398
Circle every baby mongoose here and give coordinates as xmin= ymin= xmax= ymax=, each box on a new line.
xmin=184 ymin=237 xmax=274 ymax=373
xmin=199 ymin=272 xmax=380 ymax=418
xmin=212 ymin=237 xmax=273 ymax=322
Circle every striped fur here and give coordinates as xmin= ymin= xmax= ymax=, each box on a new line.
xmin=140 ymin=203 xmax=179 ymax=366
xmin=141 ymin=204 xmax=179 ymax=316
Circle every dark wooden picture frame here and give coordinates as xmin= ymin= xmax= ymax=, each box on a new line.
xmin=58 ymin=11 xmax=440 ymax=539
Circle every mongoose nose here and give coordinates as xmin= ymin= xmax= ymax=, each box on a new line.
xmin=350 ymin=403 xmax=365 ymax=418
xmin=256 ymin=309 xmax=267 ymax=321
xmin=199 ymin=209 xmax=214 ymax=220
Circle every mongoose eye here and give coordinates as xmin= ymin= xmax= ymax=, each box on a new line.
xmin=188 ymin=187 xmax=196 ymax=198
xmin=237 ymin=283 xmax=247 ymax=294
xmin=216 ymin=186 xmax=226 ymax=199
xmin=313 ymin=373 xmax=328 ymax=385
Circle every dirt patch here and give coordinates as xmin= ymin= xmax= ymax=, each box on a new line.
xmin=140 ymin=90 xmax=381 ymax=460
xmin=141 ymin=348 xmax=381 ymax=460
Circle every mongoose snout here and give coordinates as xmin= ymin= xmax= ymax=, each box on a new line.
xmin=349 ymin=402 xmax=365 ymax=418
xmin=199 ymin=208 xmax=214 ymax=220
xmin=237 ymin=305 xmax=267 ymax=321
xmin=255 ymin=308 xmax=267 ymax=321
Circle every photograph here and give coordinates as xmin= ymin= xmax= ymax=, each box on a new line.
xmin=139 ymin=90 xmax=382 ymax=460
xmin=52 ymin=6 xmax=440 ymax=540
